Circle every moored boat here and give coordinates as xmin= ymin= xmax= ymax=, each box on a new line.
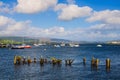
xmin=22 ymin=44 xmax=31 ymax=48
xmin=54 ymin=45 xmax=60 ymax=47
xmin=11 ymin=45 xmax=24 ymax=49
xmin=96 ymin=44 xmax=102 ymax=47
xmin=69 ymin=43 xmax=79 ymax=47
xmin=24 ymin=45 xmax=31 ymax=48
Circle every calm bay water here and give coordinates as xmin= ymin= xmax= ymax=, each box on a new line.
xmin=0 ymin=44 xmax=120 ymax=80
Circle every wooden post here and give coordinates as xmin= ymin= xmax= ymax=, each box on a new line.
xmin=27 ymin=56 xmax=32 ymax=64
xmin=83 ymin=57 xmax=86 ymax=65
xmin=91 ymin=57 xmax=95 ymax=67
xmin=95 ymin=59 xmax=99 ymax=67
xmin=65 ymin=60 xmax=68 ymax=66
xmin=34 ymin=58 xmax=37 ymax=63
xmin=52 ymin=59 xmax=56 ymax=65
xmin=16 ymin=56 xmax=22 ymax=65
xmin=57 ymin=59 xmax=62 ymax=65
xmin=68 ymin=60 xmax=72 ymax=65
xmin=65 ymin=59 xmax=74 ymax=66
xmin=106 ymin=58 xmax=111 ymax=69
xmin=40 ymin=58 xmax=44 ymax=65
xmin=14 ymin=56 xmax=17 ymax=65
xmin=22 ymin=57 xmax=26 ymax=64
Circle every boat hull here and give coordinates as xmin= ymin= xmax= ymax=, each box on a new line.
xmin=11 ymin=47 xmax=24 ymax=49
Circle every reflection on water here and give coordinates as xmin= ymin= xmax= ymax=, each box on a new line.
xmin=0 ymin=44 xmax=120 ymax=80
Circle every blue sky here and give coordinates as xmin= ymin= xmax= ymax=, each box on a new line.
xmin=0 ymin=0 xmax=120 ymax=41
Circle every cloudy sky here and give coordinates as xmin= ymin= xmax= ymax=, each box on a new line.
xmin=0 ymin=0 xmax=120 ymax=41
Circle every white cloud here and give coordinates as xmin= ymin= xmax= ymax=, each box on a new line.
xmin=0 ymin=2 xmax=3 ymax=6
xmin=87 ymin=10 xmax=120 ymax=24
xmin=54 ymin=4 xmax=67 ymax=11
xmin=0 ymin=16 xmax=15 ymax=29
xmin=55 ymin=4 xmax=92 ymax=21
xmin=84 ymin=10 xmax=120 ymax=41
xmin=14 ymin=0 xmax=57 ymax=14
xmin=0 ymin=16 xmax=30 ymax=36
xmin=0 ymin=15 xmax=120 ymax=41
xmin=0 ymin=15 xmax=67 ymax=37
xmin=67 ymin=0 xmax=76 ymax=4
xmin=89 ymin=24 xmax=120 ymax=31
xmin=0 ymin=1 xmax=11 ymax=13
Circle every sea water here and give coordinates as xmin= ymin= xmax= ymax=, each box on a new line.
xmin=0 ymin=44 xmax=120 ymax=80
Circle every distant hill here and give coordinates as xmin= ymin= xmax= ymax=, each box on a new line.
xmin=50 ymin=38 xmax=71 ymax=43
xmin=106 ymin=40 xmax=120 ymax=45
xmin=0 ymin=36 xmax=35 ymax=42
xmin=0 ymin=36 xmax=110 ymax=44
xmin=0 ymin=36 xmax=71 ymax=43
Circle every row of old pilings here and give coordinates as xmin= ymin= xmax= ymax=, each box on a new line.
xmin=83 ymin=57 xmax=111 ymax=71
xmin=14 ymin=56 xmax=49 ymax=65
xmin=14 ymin=56 xmax=33 ymax=65
xmin=14 ymin=55 xmax=74 ymax=66
xmin=14 ymin=55 xmax=111 ymax=71
xmin=91 ymin=57 xmax=100 ymax=67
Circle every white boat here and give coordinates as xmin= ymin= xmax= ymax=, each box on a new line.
xmin=33 ymin=43 xmax=46 ymax=47
xmin=33 ymin=44 xmax=38 ymax=46
xmin=60 ymin=43 xmax=65 ymax=47
xmin=54 ymin=45 xmax=60 ymax=47
xmin=69 ymin=43 xmax=79 ymax=47
xmin=74 ymin=44 xmax=79 ymax=47
xmin=11 ymin=45 xmax=24 ymax=49
xmin=97 ymin=44 xmax=102 ymax=47
xmin=22 ymin=44 xmax=31 ymax=48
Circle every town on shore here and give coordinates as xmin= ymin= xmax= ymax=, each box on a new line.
xmin=0 ymin=37 xmax=120 ymax=48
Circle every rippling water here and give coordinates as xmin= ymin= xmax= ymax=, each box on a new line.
xmin=0 ymin=44 xmax=120 ymax=80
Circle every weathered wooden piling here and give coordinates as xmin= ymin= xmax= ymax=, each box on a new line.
xmin=52 ymin=59 xmax=56 ymax=65
xmin=52 ymin=59 xmax=62 ymax=65
xmin=65 ymin=60 xmax=68 ymax=65
xmin=40 ymin=58 xmax=44 ymax=65
xmin=27 ymin=57 xmax=32 ymax=64
xmin=14 ymin=56 xmax=17 ymax=65
xmin=14 ymin=56 xmax=22 ymax=65
xmin=22 ymin=57 xmax=27 ymax=64
xmin=13 ymin=55 xmax=113 ymax=73
xmin=34 ymin=58 xmax=37 ymax=63
xmin=95 ymin=59 xmax=99 ymax=67
xmin=91 ymin=57 xmax=100 ymax=71
xmin=91 ymin=57 xmax=95 ymax=67
xmin=106 ymin=58 xmax=111 ymax=69
xmin=65 ymin=59 xmax=74 ymax=66
xmin=83 ymin=57 xmax=86 ymax=65
xmin=57 ymin=59 xmax=62 ymax=65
